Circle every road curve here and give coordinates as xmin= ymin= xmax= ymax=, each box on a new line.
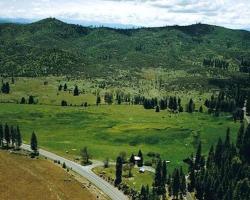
xmin=21 ymin=144 xmax=128 ymax=200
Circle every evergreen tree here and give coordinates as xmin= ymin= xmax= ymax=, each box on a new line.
xmin=172 ymin=168 xmax=180 ymax=199
xmin=58 ymin=84 xmax=63 ymax=91
xmin=96 ymin=95 xmax=101 ymax=105
xmin=195 ymin=141 xmax=202 ymax=170
xmin=180 ymin=167 xmax=187 ymax=197
xmin=137 ymin=150 xmax=143 ymax=167
xmin=0 ymin=124 xmax=3 ymax=147
xmin=187 ymin=98 xmax=195 ymax=113
xmin=28 ymin=95 xmax=35 ymax=104
xmin=155 ymin=105 xmax=160 ymax=112
xmin=140 ymin=185 xmax=148 ymax=200
xmin=236 ymin=123 xmax=244 ymax=149
xmin=80 ymin=147 xmax=90 ymax=165
xmin=63 ymin=83 xmax=67 ymax=91
xmin=115 ymin=156 xmax=123 ymax=186
xmin=154 ymin=160 xmax=162 ymax=195
xmin=224 ymin=128 xmax=231 ymax=148
xmin=30 ymin=131 xmax=38 ymax=154
xmin=199 ymin=105 xmax=203 ymax=113
xmin=117 ymin=95 xmax=122 ymax=105
xmin=4 ymin=123 xmax=10 ymax=148
xmin=162 ymin=160 xmax=167 ymax=185
xmin=206 ymin=145 xmax=214 ymax=169
xmin=240 ymin=124 xmax=250 ymax=163
xmin=10 ymin=125 xmax=16 ymax=147
xmin=15 ymin=126 xmax=22 ymax=149
xmin=73 ymin=85 xmax=79 ymax=96
xmin=188 ymin=165 xmax=195 ymax=192
xmin=20 ymin=97 xmax=26 ymax=104
xmin=61 ymin=100 xmax=68 ymax=106
xmin=214 ymin=137 xmax=223 ymax=166
xmin=1 ymin=82 xmax=10 ymax=94
xmin=246 ymin=96 xmax=250 ymax=116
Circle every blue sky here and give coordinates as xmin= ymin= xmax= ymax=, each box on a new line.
xmin=0 ymin=0 xmax=250 ymax=29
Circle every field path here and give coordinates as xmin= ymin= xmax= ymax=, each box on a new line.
xmin=21 ymin=144 xmax=128 ymax=200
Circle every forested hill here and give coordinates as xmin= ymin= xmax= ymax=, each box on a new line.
xmin=0 ymin=17 xmax=250 ymax=77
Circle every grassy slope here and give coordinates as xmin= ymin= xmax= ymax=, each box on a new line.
xmin=0 ymin=150 xmax=96 ymax=200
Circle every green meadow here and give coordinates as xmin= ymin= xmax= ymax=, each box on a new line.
xmin=0 ymin=102 xmax=239 ymax=171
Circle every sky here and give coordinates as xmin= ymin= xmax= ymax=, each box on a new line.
xmin=0 ymin=0 xmax=250 ymax=29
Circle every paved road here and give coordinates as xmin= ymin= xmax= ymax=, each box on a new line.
xmin=21 ymin=144 xmax=128 ymax=200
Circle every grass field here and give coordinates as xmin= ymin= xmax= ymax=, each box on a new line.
xmin=0 ymin=102 xmax=240 ymax=172
xmin=0 ymin=150 xmax=97 ymax=200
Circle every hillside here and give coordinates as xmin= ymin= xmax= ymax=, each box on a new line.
xmin=0 ymin=150 xmax=105 ymax=200
xmin=0 ymin=18 xmax=250 ymax=78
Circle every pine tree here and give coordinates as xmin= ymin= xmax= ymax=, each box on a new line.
xmin=96 ymin=95 xmax=101 ymax=105
xmin=28 ymin=95 xmax=35 ymax=104
xmin=162 ymin=160 xmax=167 ymax=185
xmin=137 ymin=150 xmax=143 ymax=167
xmin=206 ymin=145 xmax=214 ymax=168
xmin=74 ymin=85 xmax=79 ymax=96
xmin=0 ymin=124 xmax=3 ymax=147
xmin=154 ymin=160 xmax=162 ymax=195
xmin=20 ymin=97 xmax=26 ymax=104
xmin=4 ymin=123 xmax=10 ymax=148
xmin=180 ymin=167 xmax=187 ymax=197
xmin=214 ymin=137 xmax=223 ymax=166
xmin=15 ymin=126 xmax=22 ymax=149
xmin=115 ymin=156 xmax=123 ymax=186
xmin=155 ymin=105 xmax=160 ymax=112
xmin=80 ymin=147 xmax=90 ymax=165
xmin=188 ymin=163 xmax=195 ymax=192
xmin=30 ymin=131 xmax=38 ymax=154
xmin=224 ymin=128 xmax=231 ymax=148
xmin=140 ymin=185 xmax=147 ymax=200
xmin=240 ymin=124 xmax=250 ymax=163
xmin=195 ymin=141 xmax=202 ymax=170
xmin=58 ymin=84 xmax=63 ymax=91
xmin=246 ymin=95 xmax=250 ymax=116
xmin=10 ymin=125 xmax=16 ymax=147
xmin=63 ymin=83 xmax=67 ymax=91
xmin=172 ymin=168 xmax=180 ymax=199
xmin=236 ymin=123 xmax=244 ymax=149
xmin=187 ymin=98 xmax=195 ymax=113
xmin=199 ymin=105 xmax=203 ymax=113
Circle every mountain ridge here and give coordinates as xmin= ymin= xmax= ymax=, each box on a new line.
xmin=0 ymin=18 xmax=250 ymax=77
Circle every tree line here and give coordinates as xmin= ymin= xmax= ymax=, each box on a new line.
xmin=0 ymin=123 xmax=39 ymax=157
xmin=204 ymin=91 xmax=245 ymax=120
xmin=0 ymin=124 xmax=22 ymax=149
xmin=203 ymin=58 xmax=229 ymax=70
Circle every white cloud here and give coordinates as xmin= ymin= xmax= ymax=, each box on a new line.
xmin=0 ymin=0 xmax=249 ymax=29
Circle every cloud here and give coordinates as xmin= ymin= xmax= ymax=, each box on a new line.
xmin=0 ymin=0 xmax=249 ymax=29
